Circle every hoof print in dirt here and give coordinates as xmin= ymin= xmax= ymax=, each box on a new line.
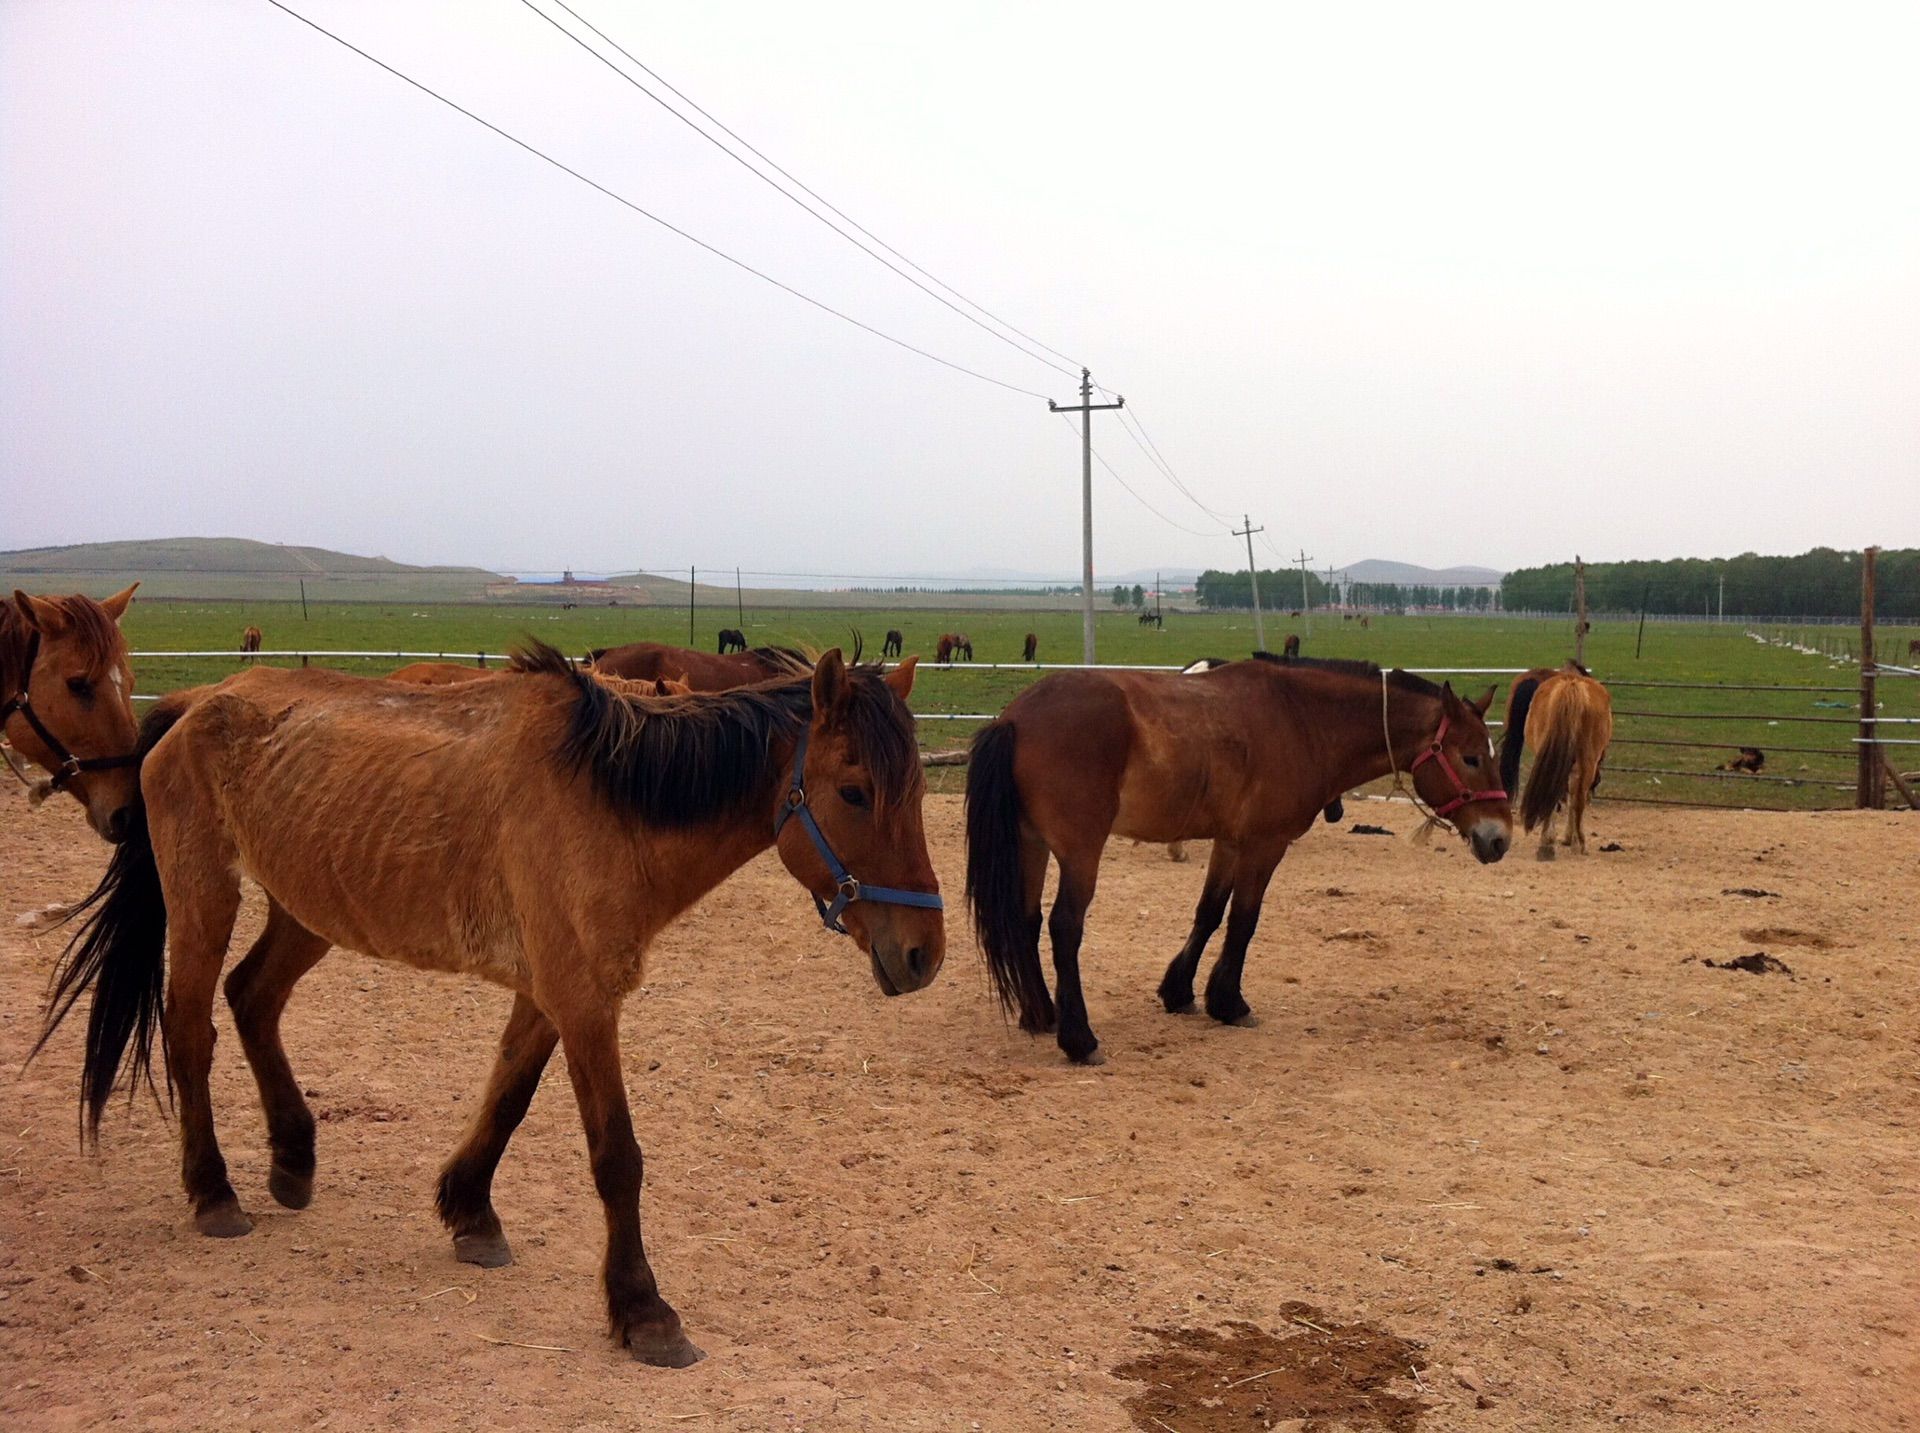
xmin=1720 ymin=887 xmax=1781 ymax=899
xmin=1703 ymin=952 xmax=1792 ymax=976
xmin=1349 ymin=824 xmax=1394 ymax=837
xmin=1599 ymin=841 xmax=1625 ymax=852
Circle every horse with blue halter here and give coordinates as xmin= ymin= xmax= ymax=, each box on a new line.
xmin=35 ymin=644 xmax=942 ymax=1367
xmin=966 ymin=654 xmax=1509 ymax=1065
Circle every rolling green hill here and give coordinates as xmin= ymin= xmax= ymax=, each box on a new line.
xmin=0 ymin=537 xmax=503 ymax=601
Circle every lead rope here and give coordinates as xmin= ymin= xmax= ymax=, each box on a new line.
xmin=1 ymin=739 xmax=54 ymax=805
xmin=1379 ymin=671 xmax=1444 ymax=843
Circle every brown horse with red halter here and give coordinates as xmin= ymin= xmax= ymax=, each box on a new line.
xmin=588 ymin=640 xmax=808 ymax=691
xmin=2 ymin=586 xmax=142 ymax=841
xmin=966 ymin=654 xmax=1510 ymax=1064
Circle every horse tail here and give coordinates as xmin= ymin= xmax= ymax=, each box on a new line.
xmin=1519 ymin=693 xmax=1577 ymax=833
xmin=965 ymin=720 xmax=1045 ymax=1020
xmin=31 ymin=700 xmax=187 ymax=1140
xmin=1500 ymin=672 xmax=1543 ymax=796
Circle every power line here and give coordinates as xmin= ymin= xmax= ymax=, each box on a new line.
xmin=515 ymin=0 xmax=1080 ymax=383
xmin=1054 ymin=414 xmax=1226 ymax=540
xmin=262 ymin=0 xmax=1053 ymax=402
xmin=1114 ymin=403 xmax=1236 ymax=523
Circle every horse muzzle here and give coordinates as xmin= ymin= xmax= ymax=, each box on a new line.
xmin=1468 ymin=819 xmax=1511 ymax=864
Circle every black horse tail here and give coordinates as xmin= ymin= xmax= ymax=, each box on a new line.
xmin=1520 ymin=701 xmax=1577 ymax=833
xmin=1500 ymin=673 xmax=1543 ymax=797
xmin=965 ymin=720 xmax=1046 ymax=1020
xmin=31 ymin=702 xmax=186 ymax=1140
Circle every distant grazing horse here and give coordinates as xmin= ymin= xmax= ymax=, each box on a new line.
xmin=589 ymin=640 xmax=809 ymax=691
xmin=386 ymin=661 xmax=495 ymax=686
xmin=1022 ymin=633 xmax=1038 ymax=662
xmin=35 ymin=646 xmax=940 ymax=1366
xmin=240 ymin=626 xmax=263 ymax=660
xmin=1501 ymin=661 xmax=1612 ymax=859
xmin=967 ymin=655 xmax=1509 ymax=1063
xmin=1282 ymin=634 xmax=1301 ymax=657
xmin=717 ymin=628 xmax=747 ymax=654
xmin=1138 ymin=611 xmax=1162 ymax=628
xmin=1908 ymin=638 xmax=1920 ymax=660
xmin=1360 ymin=616 xmax=1370 ymax=630
xmin=936 ymin=634 xmax=955 ymax=664
xmin=1721 ymin=746 xmax=1765 ymax=774
xmin=2 ymin=585 xmax=142 ymax=840
xmin=936 ymin=633 xmax=973 ymax=663
xmin=883 ymin=629 xmax=904 ymax=660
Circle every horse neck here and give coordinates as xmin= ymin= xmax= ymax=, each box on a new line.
xmin=1313 ymin=677 xmax=1442 ymax=796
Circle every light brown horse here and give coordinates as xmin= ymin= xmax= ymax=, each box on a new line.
xmin=37 ymin=646 xmax=940 ymax=1366
xmin=589 ymin=639 xmax=808 ymax=691
xmin=966 ymin=655 xmax=1510 ymax=1063
xmin=240 ymin=625 xmax=263 ymax=658
xmin=1022 ymin=632 xmax=1038 ymax=663
xmin=2 ymin=586 xmax=142 ymax=840
xmin=385 ymin=660 xmax=495 ymax=686
xmin=1500 ymin=661 xmax=1612 ymax=859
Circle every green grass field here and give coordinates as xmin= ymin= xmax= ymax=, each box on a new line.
xmin=107 ymin=599 xmax=1918 ymax=812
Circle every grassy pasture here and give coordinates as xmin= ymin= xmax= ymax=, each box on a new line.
xmin=104 ymin=599 xmax=1918 ymax=811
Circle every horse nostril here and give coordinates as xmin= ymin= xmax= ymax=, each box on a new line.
xmin=106 ymin=806 xmax=132 ymax=842
xmin=905 ymin=946 xmax=929 ymax=983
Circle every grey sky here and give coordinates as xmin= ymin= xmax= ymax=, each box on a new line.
xmin=4 ymin=1 xmax=1915 ymax=581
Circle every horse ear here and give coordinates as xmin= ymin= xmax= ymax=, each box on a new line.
xmin=12 ymin=591 xmax=67 ymax=634
xmin=886 ymin=655 xmax=918 ymax=702
xmin=1469 ymin=684 xmax=1496 ymax=716
xmin=99 ymin=582 xmax=139 ymax=623
xmin=1440 ymin=679 xmax=1458 ymax=706
xmin=811 ymin=648 xmax=848 ymax=715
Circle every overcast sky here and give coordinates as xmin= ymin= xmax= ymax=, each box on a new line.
xmin=4 ymin=1 xmax=1915 ymax=581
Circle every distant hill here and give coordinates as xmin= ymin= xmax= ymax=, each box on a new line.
xmin=0 ymin=537 xmax=502 ymax=602
xmin=1336 ymin=559 xmax=1504 ymax=588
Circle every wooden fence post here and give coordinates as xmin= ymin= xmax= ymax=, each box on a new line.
xmin=1857 ymin=546 xmax=1881 ymax=808
xmin=1574 ymin=556 xmax=1587 ymax=666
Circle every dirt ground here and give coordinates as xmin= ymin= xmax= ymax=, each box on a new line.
xmin=2 ymin=782 xmax=1914 ymax=1432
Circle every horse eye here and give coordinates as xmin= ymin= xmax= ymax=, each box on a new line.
xmin=66 ymin=676 xmax=93 ymax=699
xmin=1463 ymin=753 xmax=1481 ymax=769
xmin=838 ymin=785 xmax=870 ymax=809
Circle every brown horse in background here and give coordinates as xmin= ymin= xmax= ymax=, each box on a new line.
xmin=2 ymin=586 xmax=142 ymax=839
xmin=1501 ymin=661 xmax=1612 ymax=859
xmin=35 ymin=646 xmax=940 ymax=1366
xmin=1022 ymin=632 xmax=1038 ymax=663
xmin=1282 ymin=633 xmax=1301 ymax=657
xmin=240 ymin=626 xmax=263 ymax=659
xmin=966 ymin=655 xmax=1509 ymax=1064
xmin=589 ymin=640 xmax=808 ymax=691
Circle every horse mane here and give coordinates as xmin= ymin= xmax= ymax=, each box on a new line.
xmin=1 ymin=594 xmax=124 ymax=698
xmin=1248 ymin=651 xmax=1443 ymax=700
xmin=749 ymin=645 xmax=811 ymax=674
xmin=511 ymin=640 xmax=918 ymax=826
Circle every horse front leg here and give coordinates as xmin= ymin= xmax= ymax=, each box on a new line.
xmin=1159 ymin=840 xmax=1235 ymax=1013
xmin=1203 ymin=843 xmax=1286 ymax=1026
xmin=436 ymin=993 xmax=558 ymax=1267
xmin=162 ymin=876 xmax=248 ymax=1236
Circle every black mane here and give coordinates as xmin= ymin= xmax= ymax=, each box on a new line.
xmin=1248 ymin=651 xmax=1442 ymax=699
xmin=513 ymin=641 xmax=918 ymax=826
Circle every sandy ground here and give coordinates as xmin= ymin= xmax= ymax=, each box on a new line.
xmin=1 ymin=782 xmax=1915 ymax=1432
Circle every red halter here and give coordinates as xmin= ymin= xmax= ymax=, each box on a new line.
xmin=1407 ymin=713 xmax=1507 ymax=820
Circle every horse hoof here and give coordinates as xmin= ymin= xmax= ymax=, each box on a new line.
xmin=1228 ymin=1012 xmax=1261 ymax=1029
xmin=195 ymin=1200 xmax=254 ymax=1239
xmin=628 ymin=1327 xmax=706 ymax=1368
xmin=1536 ymin=847 xmax=1556 ymax=862
xmin=1164 ymin=999 xmax=1197 ymax=1015
xmin=1068 ymin=1047 xmax=1106 ymax=1067
xmin=268 ymin=1163 xmax=313 ymax=1210
xmin=454 ymin=1232 xmax=514 ymax=1268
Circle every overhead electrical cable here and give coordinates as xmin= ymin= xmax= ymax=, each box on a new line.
xmin=1055 ymin=414 xmax=1229 ymax=540
xmin=516 ymin=0 xmax=1081 ymax=383
xmin=533 ymin=0 xmax=1087 ymax=376
xmin=262 ymin=0 xmax=1053 ymax=401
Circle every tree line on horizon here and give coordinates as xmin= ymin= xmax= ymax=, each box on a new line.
xmin=1498 ymin=547 xmax=1919 ymax=619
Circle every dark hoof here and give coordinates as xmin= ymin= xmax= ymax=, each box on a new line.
xmin=624 ymin=1323 xmax=706 ymax=1368
xmin=195 ymin=1199 xmax=254 ymax=1238
xmin=454 ymin=1231 xmax=514 ymax=1268
xmin=1163 ymin=999 xmax=1197 ymax=1015
xmin=1017 ymin=1008 xmax=1058 ymax=1035
xmin=1227 ymin=1012 xmax=1261 ymax=1029
xmin=268 ymin=1163 xmax=313 ymax=1210
xmin=1536 ymin=846 xmax=1556 ymax=862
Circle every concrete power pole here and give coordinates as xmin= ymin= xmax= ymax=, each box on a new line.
xmin=1233 ymin=515 xmax=1267 ymax=651
xmin=1574 ymin=555 xmax=1588 ymax=666
xmin=1049 ymin=368 xmax=1124 ymax=664
xmin=1296 ymin=549 xmax=1315 ymax=634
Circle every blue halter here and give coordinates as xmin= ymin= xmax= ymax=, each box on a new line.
xmin=773 ymin=725 xmax=944 ymax=935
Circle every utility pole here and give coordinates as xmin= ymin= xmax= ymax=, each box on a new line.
xmin=1717 ymin=572 xmax=1724 ymax=624
xmin=1233 ymin=515 xmax=1267 ymax=651
xmin=1574 ymin=555 xmax=1588 ymax=665
xmin=736 ymin=566 xmax=744 ymax=629
xmin=1296 ymin=549 xmax=1315 ymax=634
xmin=1155 ymin=571 xmax=1162 ymax=624
xmin=689 ymin=565 xmax=696 ymax=647
xmin=1049 ymin=368 xmax=1124 ymax=664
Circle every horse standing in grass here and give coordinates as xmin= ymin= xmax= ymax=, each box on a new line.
xmin=883 ymin=629 xmax=904 ymax=660
xmin=589 ymin=639 xmax=808 ymax=691
xmin=966 ymin=655 xmax=1509 ymax=1064
xmin=1500 ymin=661 xmax=1612 ymax=859
xmin=36 ymin=646 xmax=941 ymax=1366
xmin=717 ymin=628 xmax=747 ymax=654
xmin=1022 ymin=633 xmax=1038 ymax=662
xmin=2 ymin=586 xmax=142 ymax=840
xmin=240 ymin=626 xmax=263 ymax=659
xmin=1282 ymin=633 xmax=1301 ymax=657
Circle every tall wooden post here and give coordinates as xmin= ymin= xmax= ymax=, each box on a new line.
xmin=689 ymin=566 xmax=696 ymax=648
xmin=1857 ymin=546 xmax=1881 ymax=808
xmin=1574 ymin=556 xmax=1588 ymax=665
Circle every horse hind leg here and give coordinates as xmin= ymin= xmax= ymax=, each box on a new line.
xmin=1203 ymin=842 xmax=1286 ymax=1026
xmin=436 ymin=993 xmax=558 ymax=1267
xmin=224 ymin=900 xmax=332 ymax=1210
xmin=1046 ymin=850 xmax=1104 ymax=1064
xmin=1535 ymin=803 xmax=1558 ymax=861
xmin=1013 ymin=832 xmax=1055 ymax=1035
xmin=1158 ymin=840 xmax=1235 ymax=1014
